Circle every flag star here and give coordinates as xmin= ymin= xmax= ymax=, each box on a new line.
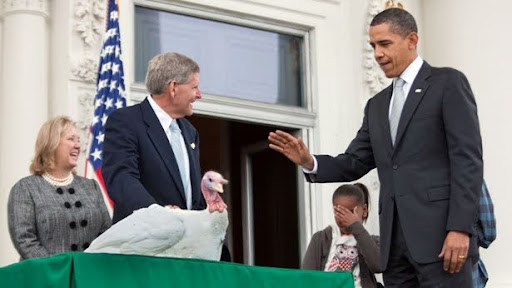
xmin=101 ymin=62 xmax=112 ymax=74
xmin=97 ymin=79 xmax=108 ymax=91
xmin=92 ymin=115 xmax=100 ymax=125
xmin=115 ymin=99 xmax=124 ymax=109
xmin=112 ymin=63 xmax=119 ymax=74
xmin=109 ymin=80 xmax=117 ymax=91
xmin=105 ymin=97 xmax=114 ymax=109
xmin=118 ymin=85 xmax=125 ymax=97
xmin=94 ymin=98 xmax=104 ymax=109
xmin=90 ymin=148 xmax=102 ymax=161
xmin=115 ymin=46 xmax=121 ymax=58
xmin=110 ymin=11 xmax=118 ymax=21
xmin=95 ymin=132 xmax=105 ymax=144
xmin=106 ymin=45 xmax=114 ymax=55
xmin=101 ymin=114 xmax=109 ymax=126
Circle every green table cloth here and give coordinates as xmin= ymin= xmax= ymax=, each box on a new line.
xmin=0 ymin=252 xmax=355 ymax=288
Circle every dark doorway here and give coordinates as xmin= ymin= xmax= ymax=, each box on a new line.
xmin=188 ymin=115 xmax=300 ymax=268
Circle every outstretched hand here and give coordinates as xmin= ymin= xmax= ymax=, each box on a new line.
xmin=268 ymin=130 xmax=314 ymax=170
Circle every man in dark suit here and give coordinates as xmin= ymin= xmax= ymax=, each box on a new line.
xmin=102 ymin=52 xmax=205 ymax=224
xmin=269 ymin=8 xmax=482 ymax=287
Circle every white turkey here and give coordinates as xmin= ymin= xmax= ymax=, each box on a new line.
xmin=85 ymin=171 xmax=229 ymax=261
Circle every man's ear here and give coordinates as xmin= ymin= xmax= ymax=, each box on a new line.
xmin=407 ymin=32 xmax=419 ymax=49
xmin=168 ymin=80 xmax=177 ymax=97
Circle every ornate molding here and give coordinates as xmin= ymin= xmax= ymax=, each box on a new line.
xmin=71 ymin=53 xmax=98 ymax=83
xmin=72 ymin=0 xmax=105 ymax=84
xmin=363 ymin=0 xmax=390 ymax=98
xmin=362 ymin=0 xmax=388 ymax=192
xmin=74 ymin=0 xmax=106 ymax=47
xmin=1 ymin=0 xmax=49 ymax=18
xmin=77 ymin=92 xmax=95 ymax=154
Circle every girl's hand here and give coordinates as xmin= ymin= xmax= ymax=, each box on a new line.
xmin=334 ymin=205 xmax=362 ymax=228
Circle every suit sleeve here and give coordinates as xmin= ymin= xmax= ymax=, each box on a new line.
xmin=8 ymin=180 xmax=49 ymax=259
xmin=443 ymin=70 xmax=483 ymax=235
xmin=102 ymin=110 xmax=157 ymax=220
xmin=309 ymin=100 xmax=376 ymax=183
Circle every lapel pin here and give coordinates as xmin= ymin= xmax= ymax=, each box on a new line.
xmin=415 ymin=89 xmax=422 ymax=93
xmin=191 ymin=143 xmax=196 ymax=150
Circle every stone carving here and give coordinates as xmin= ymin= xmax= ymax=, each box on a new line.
xmin=363 ymin=0 xmax=389 ymax=193
xmin=71 ymin=54 xmax=98 ymax=83
xmin=72 ymin=0 xmax=106 ymax=159
xmin=363 ymin=0 xmax=390 ymax=97
xmin=77 ymin=92 xmax=95 ymax=154
xmin=74 ymin=0 xmax=105 ymax=47
xmin=2 ymin=0 xmax=49 ymax=16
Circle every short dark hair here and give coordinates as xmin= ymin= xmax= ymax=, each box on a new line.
xmin=370 ymin=8 xmax=417 ymax=38
xmin=332 ymin=183 xmax=371 ymax=221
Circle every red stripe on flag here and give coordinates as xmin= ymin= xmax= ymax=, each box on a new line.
xmin=95 ymin=167 xmax=114 ymax=208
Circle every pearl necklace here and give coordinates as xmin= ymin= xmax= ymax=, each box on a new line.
xmin=42 ymin=172 xmax=74 ymax=186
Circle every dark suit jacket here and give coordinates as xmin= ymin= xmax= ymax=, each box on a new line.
xmin=103 ymin=98 xmax=205 ymax=223
xmin=307 ymin=62 xmax=482 ymax=270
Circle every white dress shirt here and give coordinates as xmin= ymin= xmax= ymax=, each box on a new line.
xmin=147 ymin=96 xmax=192 ymax=209
xmin=305 ymin=56 xmax=424 ymax=174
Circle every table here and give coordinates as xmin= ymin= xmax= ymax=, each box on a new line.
xmin=0 ymin=252 xmax=355 ymax=288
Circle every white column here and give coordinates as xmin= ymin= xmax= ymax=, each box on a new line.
xmin=0 ymin=0 xmax=49 ymax=266
xmin=422 ymin=1 xmax=511 ymax=287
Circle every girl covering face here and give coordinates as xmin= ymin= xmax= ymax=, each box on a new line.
xmin=302 ymin=183 xmax=382 ymax=288
xmin=333 ymin=183 xmax=369 ymax=234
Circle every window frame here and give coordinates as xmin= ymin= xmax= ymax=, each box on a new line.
xmin=131 ymin=0 xmax=316 ymax=128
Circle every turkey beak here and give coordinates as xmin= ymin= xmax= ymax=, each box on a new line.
xmin=215 ymin=183 xmax=224 ymax=193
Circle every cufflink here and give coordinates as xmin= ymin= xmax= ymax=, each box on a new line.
xmin=415 ymin=89 xmax=422 ymax=93
xmin=191 ymin=143 xmax=196 ymax=150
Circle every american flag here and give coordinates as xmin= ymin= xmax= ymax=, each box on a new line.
xmin=87 ymin=0 xmax=126 ymax=207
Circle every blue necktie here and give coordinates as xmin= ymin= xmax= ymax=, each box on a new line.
xmin=170 ymin=120 xmax=191 ymax=209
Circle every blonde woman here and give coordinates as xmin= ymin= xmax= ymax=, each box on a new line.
xmin=8 ymin=116 xmax=111 ymax=260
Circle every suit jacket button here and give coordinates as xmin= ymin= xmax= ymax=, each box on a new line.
xmin=69 ymin=221 xmax=77 ymax=229
xmin=80 ymin=220 xmax=88 ymax=227
xmin=64 ymin=202 xmax=71 ymax=209
xmin=68 ymin=188 xmax=75 ymax=194
xmin=82 ymin=242 xmax=90 ymax=250
xmin=393 ymin=164 xmax=398 ymax=170
xmin=56 ymin=188 xmax=64 ymax=195
xmin=71 ymin=244 xmax=78 ymax=251
xmin=75 ymin=201 xmax=82 ymax=208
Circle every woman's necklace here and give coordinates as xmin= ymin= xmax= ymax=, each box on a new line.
xmin=42 ymin=172 xmax=74 ymax=186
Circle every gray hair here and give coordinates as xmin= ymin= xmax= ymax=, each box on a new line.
xmin=370 ymin=8 xmax=417 ymax=38
xmin=145 ymin=52 xmax=200 ymax=95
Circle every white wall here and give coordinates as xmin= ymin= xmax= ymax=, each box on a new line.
xmin=422 ymin=0 xmax=511 ymax=286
